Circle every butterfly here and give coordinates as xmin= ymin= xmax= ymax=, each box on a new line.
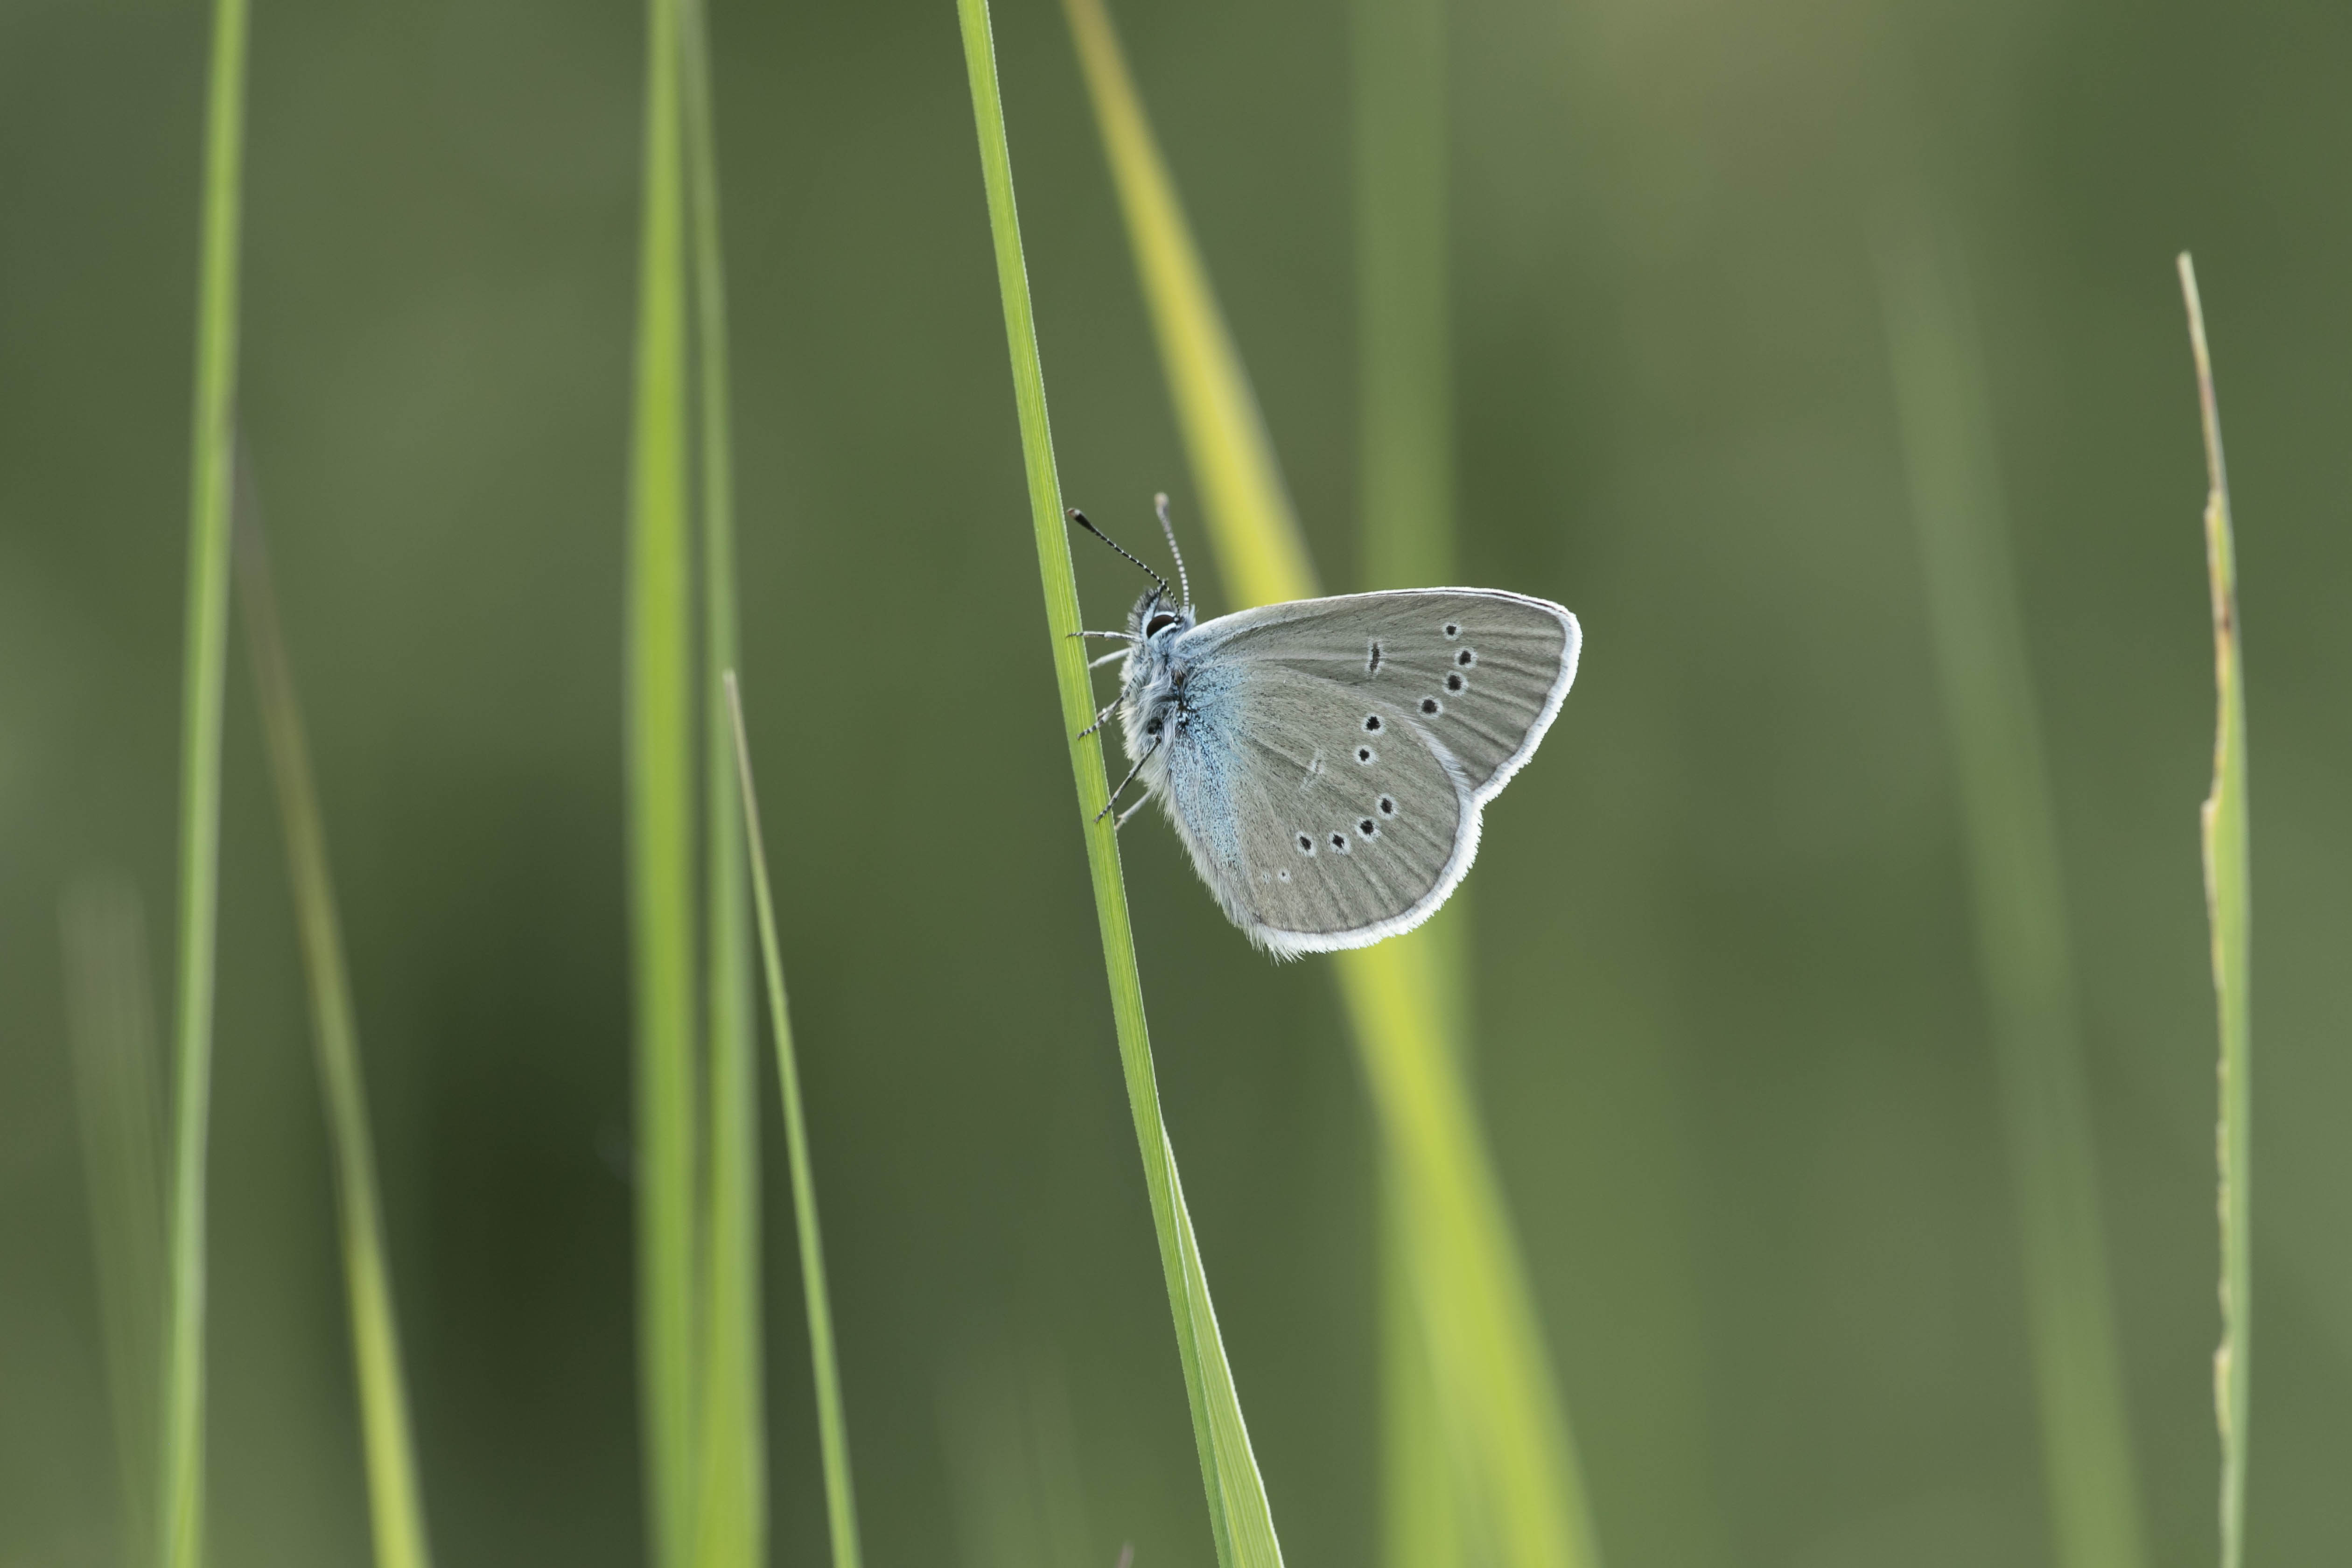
xmin=1073 ymin=497 xmax=1582 ymax=957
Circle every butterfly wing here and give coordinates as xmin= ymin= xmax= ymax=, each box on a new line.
xmin=1157 ymin=589 xmax=1580 ymax=955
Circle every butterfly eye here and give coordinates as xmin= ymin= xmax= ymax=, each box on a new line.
xmin=1145 ymin=613 xmax=1181 ymax=637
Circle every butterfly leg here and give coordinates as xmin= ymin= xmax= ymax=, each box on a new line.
xmin=1113 ymin=795 xmax=1152 ymax=830
xmin=1086 ymin=647 xmax=1129 ymax=671
xmin=1077 ymin=698 xmax=1120 ymax=739
xmin=1093 ymin=736 xmax=1161 ymax=824
xmin=1069 ymin=629 xmax=1135 ymax=641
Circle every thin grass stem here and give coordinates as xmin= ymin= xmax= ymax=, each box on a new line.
xmin=2177 ymin=252 xmax=2251 ymax=1568
xmin=232 ymin=497 xmax=434 ymax=1568
xmin=957 ymin=4 xmax=1284 ymax=1561
xmin=1062 ymin=6 xmax=1597 ymax=1562
xmin=627 ymin=0 xmax=703 ymax=1557
xmin=677 ymin=0 xmax=764 ymax=1561
xmin=160 ymin=0 xmax=252 ymax=1558
xmin=1877 ymin=212 xmax=2146 ymax=1568
xmin=723 ymin=674 xmax=863 ymax=1568
xmin=60 ymin=878 xmax=168 ymax=1568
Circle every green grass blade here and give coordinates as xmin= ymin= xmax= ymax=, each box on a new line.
xmin=2177 ymin=252 xmax=2251 ymax=1568
xmin=1353 ymin=0 xmax=1473 ymax=1559
xmin=628 ymin=0 xmax=703 ymax=1559
xmin=678 ymin=0 xmax=764 ymax=1561
xmin=1063 ymin=6 xmax=1598 ymax=1563
xmin=160 ymin=0 xmax=252 ymax=1559
xmin=60 ymin=877 xmax=168 ymax=1568
xmin=231 ymin=503 xmax=434 ymax=1568
xmin=1877 ymin=214 xmax=2147 ymax=1568
xmin=723 ymin=674 xmax=863 ymax=1568
xmin=956 ymin=4 xmax=1285 ymax=1561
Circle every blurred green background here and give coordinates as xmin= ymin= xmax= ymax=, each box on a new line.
xmin=3 ymin=0 xmax=2347 ymax=1562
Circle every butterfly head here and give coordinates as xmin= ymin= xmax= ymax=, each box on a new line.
xmin=1129 ymin=585 xmax=1195 ymax=645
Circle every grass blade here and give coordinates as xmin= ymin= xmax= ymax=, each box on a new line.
xmin=60 ymin=877 xmax=168 ymax=1568
xmin=678 ymin=0 xmax=765 ymax=1561
xmin=160 ymin=0 xmax=252 ymax=1558
xmin=956 ymin=3 xmax=1285 ymax=1561
xmin=232 ymin=498 xmax=434 ymax=1568
xmin=1057 ymin=0 xmax=1318 ymax=605
xmin=1353 ymin=0 xmax=1473 ymax=1560
xmin=2177 ymin=252 xmax=2251 ymax=1568
xmin=1877 ymin=213 xmax=2147 ymax=1568
xmin=1062 ymin=5 xmax=1598 ymax=1563
xmin=723 ymin=674 xmax=863 ymax=1568
xmin=627 ymin=0 xmax=703 ymax=1558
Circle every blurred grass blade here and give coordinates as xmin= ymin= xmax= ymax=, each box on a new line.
xmin=161 ymin=0 xmax=252 ymax=1559
xmin=1877 ymin=213 xmax=2147 ymax=1568
xmin=231 ymin=497 xmax=434 ymax=1568
xmin=628 ymin=0 xmax=703 ymax=1559
xmin=723 ymin=674 xmax=863 ymax=1568
xmin=1057 ymin=0 xmax=1318 ymax=605
xmin=1064 ymin=5 xmax=1598 ymax=1564
xmin=1338 ymin=942 xmax=1598 ymax=1568
xmin=1353 ymin=0 xmax=1473 ymax=1559
xmin=2177 ymin=252 xmax=2251 ymax=1568
xmin=61 ymin=877 xmax=168 ymax=1568
xmin=957 ymin=3 xmax=1285 ymax=1561
xmin=940 ymin=1352 xmax=1094 ymax=1568
xmin=677 ymin=0 xmax=764 ymax=1562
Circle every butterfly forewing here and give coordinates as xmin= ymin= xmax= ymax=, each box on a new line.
xmin=1191 ymin=589 xmax=1579 ymax=796
xmin=1157 ymin=588 xmax=1579 ymax=955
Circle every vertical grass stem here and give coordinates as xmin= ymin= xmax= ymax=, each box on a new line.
xmin=1878 ymin=216 xmax=2147 ymax=1568
xmin=678 ymin=0 xmax=764 ymax=1561
xmin=627 ymin=0 xmax=703 ymax=1557
xmin=160 ymin=0 xmax=252 ymax=1559
xmin=957 ymin=4 xmax=1285 ymax=1560
xmin=724 ymin=674 xmax=864 ymax=1568
xmin=232 ymin=498 xmax=434 ymax=1568
xmin=2177 ymin=252 xmax=2251 ymax=1568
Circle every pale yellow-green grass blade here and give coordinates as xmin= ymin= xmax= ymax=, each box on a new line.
xmin=1057 ymin=0 xmax=1317 ymax=607
xmin=1338 ymin=939 xmax=1598 ymax=1568
xmin=232 ymin=504 xmax=434 ymax=1568
xmin=628 ymin=0 xmax=703 ymax=1559
xmin=1064 ymin=5 xmax=1598 ymax=1563
xmin=2177 ymin=252 xmax=2251 ymax=1568
xmin=1877 ymin=214 xmax=2146 ymax=1568
xmin=957 ymin=2 xmax=1285 ymax=1561
xmin=723 ymin=674 xmax=864 ymax=1568
xmin=161 ymin=0 xmax=252 ymax=1559
xmin=677 ymin=0 xmax=764 ymax=1562
xmin=60 ymin=877 xmax=168 ymax=1568
xmin=1354 ymin=0 xmax=1472 ymax=1557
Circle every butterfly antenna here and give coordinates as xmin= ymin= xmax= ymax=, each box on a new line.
xmin=1068 ymin=508 xmax=1171 ymax=602
xmin=1153 ymin=492 xmax=1191 ymax=612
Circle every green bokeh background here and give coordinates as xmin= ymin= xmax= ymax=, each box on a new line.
xmin=3 ymin=0 xmax=2346 ymax=1562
